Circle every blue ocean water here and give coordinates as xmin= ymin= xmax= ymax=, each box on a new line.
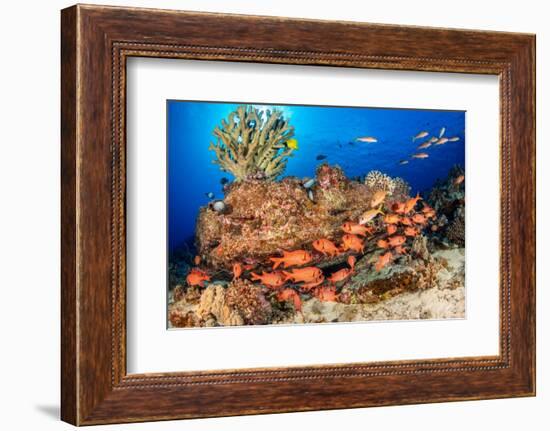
xmin=168 ymin=101 xmax=465 ymax=252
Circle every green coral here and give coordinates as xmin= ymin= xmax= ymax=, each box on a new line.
xmin=209 ymin=105 xmax=295 ymax=181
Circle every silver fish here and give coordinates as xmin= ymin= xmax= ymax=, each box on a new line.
xmin=449 ymin=137 xmax=460 ymax=142
xmin=356 ymin=136 xmax=378 ymax=143
xmin=412 ymin=131 xmax=429 ymax=141
xmin=439 ymin=127 xmax=446 ymax=138
xmin=307 ymin=190 xmax=315 ymax=202
xmin=303 ymin=178 xmax=316 ymax=189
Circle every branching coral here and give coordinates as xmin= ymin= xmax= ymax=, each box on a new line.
xmin=209 ymin=105 xmax=295 ymax=181
xmin=364 ymin=170 xmax=410 ymax=198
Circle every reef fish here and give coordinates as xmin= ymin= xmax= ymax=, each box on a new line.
xmin=277 ymin=288 xmax=302 ymax=311
xmin=387 ymin=235 xmax=407 ymax=247
xmin=386 ymin=224 xmax=398 ymax=235
xmin=314 ymin=286 xmax=338 ymax=302
xmin=302 ymin=178 xmax=316 ymax=189
xmin=412 ymin=213 xmax=427 ymax=224
xmin=251 ymin=271 xmax=287 ymax=288
xmin=375 ymin=251 xmax=393 ymax=271
xmin=449 ymin=137 xmax=460 ymax=142
xmin=283 ymin=266 xmax=323 ymax=283
xmin=205 ymin=192 xmax=215 ymax=199
xmin=358 ymin=206 xmax=384 ymax=225
xmin=220 ymin=177 xmax=229 ymax=185
xmin=342 ymin=221 xmax=373 ymax=237
xmin=232 ymin=263 xmax=242 ymax=280
xmin=417 ymin=141 xmax=432 ymax=150
xmin=356 ymin=136 xmax=378 ymax=143
xmin=347 ymin=255 xmax=357 ymax=269
xmin=316 ymin=154 xmax=327 ymax=161
xmin=404 ymin=192 xmax=422 ymax=213
xmin=194 ymin=255 xmax=201 ymax=265
xmin=312 ymin=238 xmax=341 ymax=257
xmin=286 ymin=138 xmax=299 ymax=150
xmin=395 ymin=245 xmax=408 ymax=255
xmin=399 ymin=160 xmax=409 ymax=165
xmin=404 ymin=226 xmax=419 ymax=237
xmin=300 ymin=274 xmax=325 ymax=291
xmin=370 ymin=190 xmax=388 ymax=208
xmin=328 ymin=268 xmax=353 ymax=283
xmin=377 ymin=239 xmax=389 ymax=249
xmin=270 ymin=250 xmax=312 ymax=269
xmin=430 ymin=136 xmax=439 ymax=143
xmin=392 ymin=202 xmax=406 ymax=214
xmin=400 ymin=216 xmax=413 ymax=226
xmin=435 ymin=137 xmax=449 ymax=145
xmin=341 ymin=234 xmax=365 ymax=253
xmin=439 ymin=127 xmax=446 ymax=138
xmin=412 ymin=153 xmax=429 ymax=159
xmin=454 ymin=175 xmax=465 ymax=185
xmin=412 ymin=131 xmax=429 ymax=141
xmin=383 ymin=213 xmax=401 ymax=224
xmin=186 ymin=268 xmax=210 ymax=287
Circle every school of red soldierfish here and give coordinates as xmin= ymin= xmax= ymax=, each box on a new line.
xmin=185 ymin=180 xmax=459 ymax=310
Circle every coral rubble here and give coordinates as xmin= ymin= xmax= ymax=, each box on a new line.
xmin=209 ymin=105 xmax=296 ymax=181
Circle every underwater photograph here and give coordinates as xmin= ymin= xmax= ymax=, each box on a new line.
xmin=167 ymin=101 xmax=466 ymax=328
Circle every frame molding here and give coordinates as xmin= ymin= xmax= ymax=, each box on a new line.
xmin=61 ymin=4 xmax=535 ymax=425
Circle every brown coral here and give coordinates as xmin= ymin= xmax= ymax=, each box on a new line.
xmin=196 ymin=285 xmax=244 ymax=326
xmin=225 ymin=279 xmax=272 ymax=325
xmin=446 ymin=212 xmax=465 ymax=247
xmin=196 ymin=166 xmax=388 ymax=268
xmin=209 ymin=105 xmax=295 ymax=181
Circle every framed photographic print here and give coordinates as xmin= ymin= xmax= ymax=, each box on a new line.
xmin=61 ymin=4 xmax=535 ymax=425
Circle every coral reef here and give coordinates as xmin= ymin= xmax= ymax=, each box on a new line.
xmin=427 ymin=165 xmax=465 ymax=247
xmin=209 ymin=105 xmax=296 ymax=181
xmin=196 ymin=285 xmax=244 ymax=327
xmin=225 ymin=279 xmax=272 ymax=325
xmin=195 ymin=164 xmax=411 ymax=268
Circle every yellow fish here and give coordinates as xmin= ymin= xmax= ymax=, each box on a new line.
xmin=358 ymin=205 xmax=384 ymax=225
xmin=286 ymin=138 xmax=299 ymax=150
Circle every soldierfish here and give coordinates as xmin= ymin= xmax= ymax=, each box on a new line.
xmin=300 ymin=274 xmax=325 ymax=291
xmin=400 ymin=216 xmax=413 ymax=226
xmin=358 ymin=206 xmax=384 ymax=225
xmin=277 ymin=288 xmax=302 ymax=311
xmin=377 ymin=239 xmax=389 ymax=249
xmin=392 ymin=202 xmax=406 ymax=214
xmin=232 ymin=263 xmax=242 ymax=280
xmin=186 ymin=268 xmax=210 ymax=287
xmin=314 ymin=286 xmax=338 ymax=302
xmin=250 ymin=271 xmax=287 ymax=288
xmin=283 ymin=266 xmax=323 ymax=283
xmin=412 ymin=213 xmax=427 ymax=224
xmin=404 ymin=226 xmax=419 ymax=237
xmin=395 ymin=245 xmax=408 ymax=255
xmin=347 ymin=255 xmax=357 ymax=270
xmin=342 ymin=221 xmax=373 ymax=237
xmin=370 ymin=190 xmax=388 ymax=208
xmin=328 ymin=268 xmax=353 ymax=283
xmin=312 ymin=238 xmax=340 ymax=257
xmin=383 ymin=213 xmax=401 ymax=224
xmin=375 ymin=252 xmax=393 ymax=271
xmin=341 ymin=234 xmax=365 ymax=253
xmin=387 ymin=235 xmax=407 ymax=247
xmin=412 ymin=131 xmax=429 ymax=141
xmin=270 ymin=250 xmax=312 ymax=269
xmin=386 ymin=224 xmax=398 ymax=235
xmin=404 ymin=192 xmax=422 ymax=213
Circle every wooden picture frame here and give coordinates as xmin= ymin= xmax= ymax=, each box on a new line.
xmin=61 ymin=4 xmax=535 ymax=425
